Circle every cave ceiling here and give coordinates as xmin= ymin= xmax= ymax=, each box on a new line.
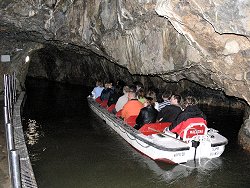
xmin=0 ymin=0 xmax=250 ymax=104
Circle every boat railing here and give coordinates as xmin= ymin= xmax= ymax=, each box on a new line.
xmin=88 ymin=98 xmax=190 ymax=151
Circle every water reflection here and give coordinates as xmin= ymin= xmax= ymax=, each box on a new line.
xmin=143 ymin=157 xmax=223 ymax=185
xmin=25 ymin=119 xmax=42 ymax=146
xmin=22 ymin=78 xmax=250 ymax=188
xmin=24 ymin=118 xmax=46 ymax=162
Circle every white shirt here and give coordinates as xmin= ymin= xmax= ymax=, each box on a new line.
xmin=91 ymin=86 xmax=104 ymax=99
xmin=115 ymin=93 xmax=128 ymax=112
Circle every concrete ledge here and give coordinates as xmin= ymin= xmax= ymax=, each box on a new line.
xmin=12 ymin=92 xmax=38 ymax=187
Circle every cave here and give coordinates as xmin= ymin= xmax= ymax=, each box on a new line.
xmin=1 ymin=0 xmax=250 ymax=151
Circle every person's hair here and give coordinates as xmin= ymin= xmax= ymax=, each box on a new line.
xmin=146 ymin=90 xmax=157 ymax=102
xmin=137 ymin=88 xmax=145 ymax=99
xmin=162 ymin=90 xmax=172 ymax=99
xmin=133 ymin=81 xmax=143 ymax=88
xmin=145 ymin=96 xmax=155 ymax=106
xmin=123 ymin=86 xmax=130 ymax=93
xmin=172 ymin=94 xmax=182 ymax=103
xmin=96 ymin=80 xmax=103 ymax=87
xmin=114 ymin=84 xmax=123 ymax=95
xmin=116 ymin=80 xmax=125 ymax=88
xmin=108 ymin=80 xmax=114 ymax=86
xmin=183 ymin=96 xmax=197 ymax=106
xmin=129 ymin=85 xmax=136 ymax=93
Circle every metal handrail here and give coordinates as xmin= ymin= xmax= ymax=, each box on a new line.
xmin=3 ymin=73 xmax=37 ymax=188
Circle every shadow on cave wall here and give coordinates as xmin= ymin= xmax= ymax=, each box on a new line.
xmin=27 ymin=45 xmax=246 ymax=111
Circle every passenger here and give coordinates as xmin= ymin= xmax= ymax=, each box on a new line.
xmin=115 ymin=86 xmax=130 ymax=113
xmin=169 ymin=96 xmax=207 ymax=137
xmin=158 ymin=90 xmax=172 ymax=111
xmin=100 ymin=81 xmax=114 ymax=101
xmin=137 ymin=88 xmax=146 ymax=104
xmin=156 ymin=94 xmax=182 ymax=123
xmin=121 ymin=89 xmax=143 ymax=121
xmin=107 ymin=84 xmax=123 ymax=107
xmin=134 ymin=97 xmax=158 ymax=130
xmin=129 ymin=84 xmax=137 ymax=93
xmin=116 ymin=80 xmax=126 ymax=88
xmin=146 ymin=90 xmax=160 ymax=111
xmin=91 ymin=80 xmax=104 ymax=99
xmin=133 ymin=81 xmax=144 ymax=92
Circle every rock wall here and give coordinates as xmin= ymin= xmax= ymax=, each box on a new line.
xmin=1 ymin=0 xmax=250 ymax=103
xmin=0 ymin=37 xmax=43 ymax=91
xmin=156 ymin=0 xmax=250 ymax=103
xmin=1 ymin=0 xmax=250 ymax=150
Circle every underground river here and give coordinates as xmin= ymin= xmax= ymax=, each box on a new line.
xmin=22 ymin=78 xmax=250 ymax=188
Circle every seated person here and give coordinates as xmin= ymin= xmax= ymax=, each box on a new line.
xmin=158 ymin=90 xmax=172 ymax=111
xmin=100 ymin=81 xmax=114 ymax=101
xmin=91 ymin=80 xmax=104 ymax=99
xmin=107 ymin=84 xmax=123 ymax=107
xmin=133 ymin=81 xmax=144 ymax=92
xmin=115 ymin=86 xmax=130 ymax=113
xmin=146 ymin=90 xmax=159 ymax=111
xmin=121 ymin=89 xmax=143 ymax=121
xmin=134 ymin=97 xmax=158 ymax=130
xmin=137 ymin=88 xmax=146 ymax=104
xmin=169 ymin=96 xmax=207 ymax=137
xmin=157 ymin=94 xmax=182 ymax=123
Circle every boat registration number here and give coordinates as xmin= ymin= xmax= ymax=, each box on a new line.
xmin=174 ymin=152 xmax=185 ymax=157
xmin=212 ymin=146 xmax=219 ymax=151
xmin=210 ymin=146 xmax=221 ymax=156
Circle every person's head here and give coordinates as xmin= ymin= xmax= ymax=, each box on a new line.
xmin=133 ymin=81 xmax=144 ymax=92
xmin=116 ymin=80 xmax=126 ymax=88
xmin=109 ymin=80 xmax=114 ymax=86
xmin=146 ymin=90 xmax=157 ymax=102
xmin=137 ymin=88 xmax=145 ymax=99
xmin=128 ymin=90 xmax=137 ymax=100
xmin=129 ymin=85 xmax=137 ymax=93
xmin=104 ymin=83 xmax=111 ymax=89
xmin=96 ymin=80 xmax=103 ymax=87
xmin=170 ymin=94 xmax=182 ymax=105
xmin=123 ymin=86 xmax=130 ymax=94
xmin=144 ymin=96 xmax=154 ymax=107
xmin=162 ymin=90 xmax=172 ymax=100
xmin=183 ymin=96 xmax=197 ymax=108
xmin=114 ymin=84 xmax=123 ymax=95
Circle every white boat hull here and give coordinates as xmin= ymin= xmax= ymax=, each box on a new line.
xmin=88 ymin=98 xmax=228 ymax=164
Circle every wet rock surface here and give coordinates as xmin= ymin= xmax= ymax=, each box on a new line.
xmin=0 ymin=0 xmax=250 ymax=152
xmin=0 ymin=0 xmax=249 ymax=103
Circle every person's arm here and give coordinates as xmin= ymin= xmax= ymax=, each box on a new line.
xmin=169 ymin=111 xmax=183 ymax=131
xmin=134 ymin=109 xmax=145 ymax=130
xmin=121 ymin=104 xmax=127 ymax=119
xmin=156 ymin=107 xmax=165 ymax=121
xmin=136 ymin=110 xmax=143 ymax=125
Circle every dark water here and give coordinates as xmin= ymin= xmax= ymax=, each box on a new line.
xmin=22 ymin=78 xmax=250 ymax=188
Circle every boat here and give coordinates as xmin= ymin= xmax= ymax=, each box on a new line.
xmin=88 ymin=97 xmax=228 ymax=164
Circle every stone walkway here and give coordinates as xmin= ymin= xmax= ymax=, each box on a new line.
xmin=0 ymin=100 xmax=11 ymax=188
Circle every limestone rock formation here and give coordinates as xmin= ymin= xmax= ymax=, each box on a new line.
xmin=1 ymin=0 xmax=249 ymax=103
xmin=156 ymin=0 xmax=250 ymax=103
xmin=1 ymin=0 xmax=250 ymax=150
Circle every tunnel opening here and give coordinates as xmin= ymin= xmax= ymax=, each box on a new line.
xmin=25 ymin=44 xmax=247 ymax=147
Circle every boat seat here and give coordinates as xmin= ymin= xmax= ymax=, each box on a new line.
xmin=107 ymin=104 xmax=115 ymax=113
xmin=95 ymin=97 xmax=102 ymax=104
xmin=139 ymin=122 xmax=172 ymax=136
xmin=116 ymin=109 xmax=122 ymax=118
xmin=125 ymin=116 xmax=137 ymax=127
xmin=182 ymin=122 xmax=208 ymax=142
xmin=100 ymin=100 xmax=108 ymax=108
